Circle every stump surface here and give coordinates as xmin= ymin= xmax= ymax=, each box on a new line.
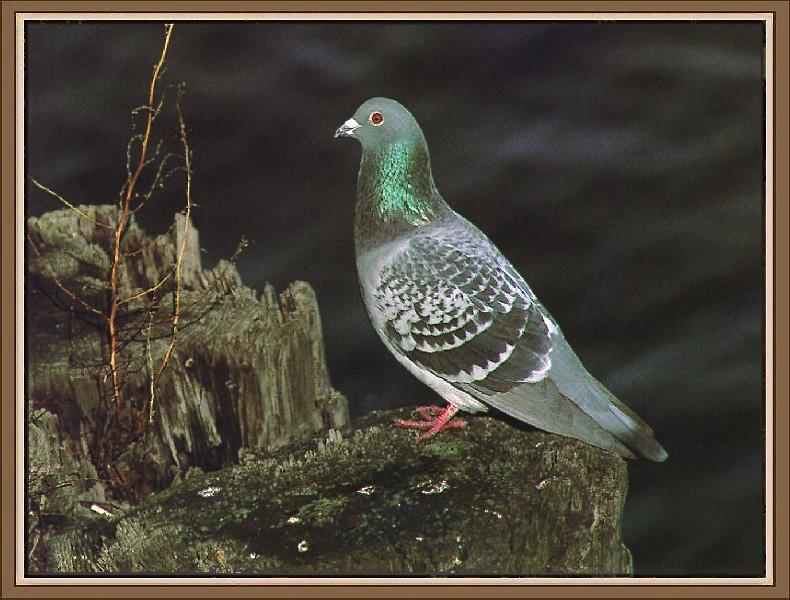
xmin=84 ymin=408 xmax=632 ymax=576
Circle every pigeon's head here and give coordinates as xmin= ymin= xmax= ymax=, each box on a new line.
xmin=334 ymin=97 xmax=426 ymax=150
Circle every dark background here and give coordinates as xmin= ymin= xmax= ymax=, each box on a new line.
xmin=25 ymin=21 xmax=766 ymax=576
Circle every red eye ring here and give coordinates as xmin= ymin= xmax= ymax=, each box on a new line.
xmin=370 ymin=111 xmax=384 ymax=126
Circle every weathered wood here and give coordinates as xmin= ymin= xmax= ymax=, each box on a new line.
xmin=26 ymin=206 xmax=349 ymax=494
xmin=27 ymin=409 xmax=109 ymax=572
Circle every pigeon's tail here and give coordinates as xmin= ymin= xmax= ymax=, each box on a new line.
xmin=467 ymin=378 xmax=639 ymax=459
xmin=548 ymin=341 xmax=668 ymax=462
xmin=578 ymin=372 xmax=668 ymax=462
xmin=463 ymin=340 xmax=668 ymax=462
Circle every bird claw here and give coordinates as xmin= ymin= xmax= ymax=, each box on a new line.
xmin=393 ymin=418 xmax=435 ymax=430
xmin=393 ymin=404 xmax=468 ymax=443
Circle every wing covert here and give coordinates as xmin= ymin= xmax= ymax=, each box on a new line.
xmin=373 ymin=226 xmax=555 ymax=393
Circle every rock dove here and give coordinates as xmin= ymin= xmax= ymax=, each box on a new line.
xmin=335 ymin=97 xmax=668 ymax=462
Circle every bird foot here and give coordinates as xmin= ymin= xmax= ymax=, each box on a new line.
xmin=393 ymin=404 xmax=467 ymax=443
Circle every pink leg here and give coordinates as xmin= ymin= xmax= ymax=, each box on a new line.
xmin=394 ymin=404 xmax=467 ymax=443
xmin=415 ymin=405 xmax=443 ymax=419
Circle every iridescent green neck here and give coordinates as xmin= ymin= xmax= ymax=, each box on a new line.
xmin=355 ymin=138 xmax=447 ymax=251
xmin=356 ymin=139 xmax=440 ymax=227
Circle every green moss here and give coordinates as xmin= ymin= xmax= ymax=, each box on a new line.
xmin=293 ymin=496 xmax=350 ymax=527
xmin=48 ymin=407 xmax=632 ymax=576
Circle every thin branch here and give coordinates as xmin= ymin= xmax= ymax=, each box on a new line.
xmin=29 ymin=178 xmax=112 ymax=228
xmin=108 ymin=23 xmax=174 ymax=412
xmin=150 ymin=83 xmax=190 ymax=417
xmin=146 ymin=313 xmax=156 ymax=423
xmin=131 ymin=151 xmax=179 ymax=214
xmin=121 ymin=271 xmax=172 ymax=305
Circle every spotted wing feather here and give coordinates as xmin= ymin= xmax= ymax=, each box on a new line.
xmin=373 ymin=226 xmax=553 ymax=392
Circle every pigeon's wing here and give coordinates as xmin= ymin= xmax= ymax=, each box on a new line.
xmin=373 ymin=225 xmax=554 ymax=395
xmin=373 ymin=223 xmax=667 ymax=461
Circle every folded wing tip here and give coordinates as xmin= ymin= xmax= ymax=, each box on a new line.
xmin=647 ymin=442 xmax=669 ymax=463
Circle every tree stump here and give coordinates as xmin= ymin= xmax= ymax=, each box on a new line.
xmin=56 ymin=407 xmax=632 ymax=576
xmin=26 ymin=205 xmax=348 ymax=496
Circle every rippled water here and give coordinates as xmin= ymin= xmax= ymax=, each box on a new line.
xmin=25 ymin=20 xmax=766 ymax=576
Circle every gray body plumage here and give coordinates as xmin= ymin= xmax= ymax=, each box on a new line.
xmin=339 ymin=97 xmax=667 ymax=462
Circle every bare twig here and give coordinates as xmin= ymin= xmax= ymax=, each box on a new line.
xmin=121 ymin=272 xmax=172 ymax=304
xmin=150 ymin=84 xmax=191 ymax=420
xmin=29 ymin=178 xmax=112 ymax=228
xmin=131 ymin=150 xmax=179 ymax=214
xmin=108 ymin=23 xmax=173 ymax=412
xmin=145 ymin=313 xmax=156 ymax=422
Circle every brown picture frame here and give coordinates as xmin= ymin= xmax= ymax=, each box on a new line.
xmin=3 ymin=3 xmax=787 ymax=597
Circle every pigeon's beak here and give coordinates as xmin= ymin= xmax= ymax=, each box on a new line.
xmin=334 ymin=118 xmax=360 ymax=139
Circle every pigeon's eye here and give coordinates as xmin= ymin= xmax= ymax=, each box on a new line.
xmin=369 ymin=111 xmax=384 ymax=126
